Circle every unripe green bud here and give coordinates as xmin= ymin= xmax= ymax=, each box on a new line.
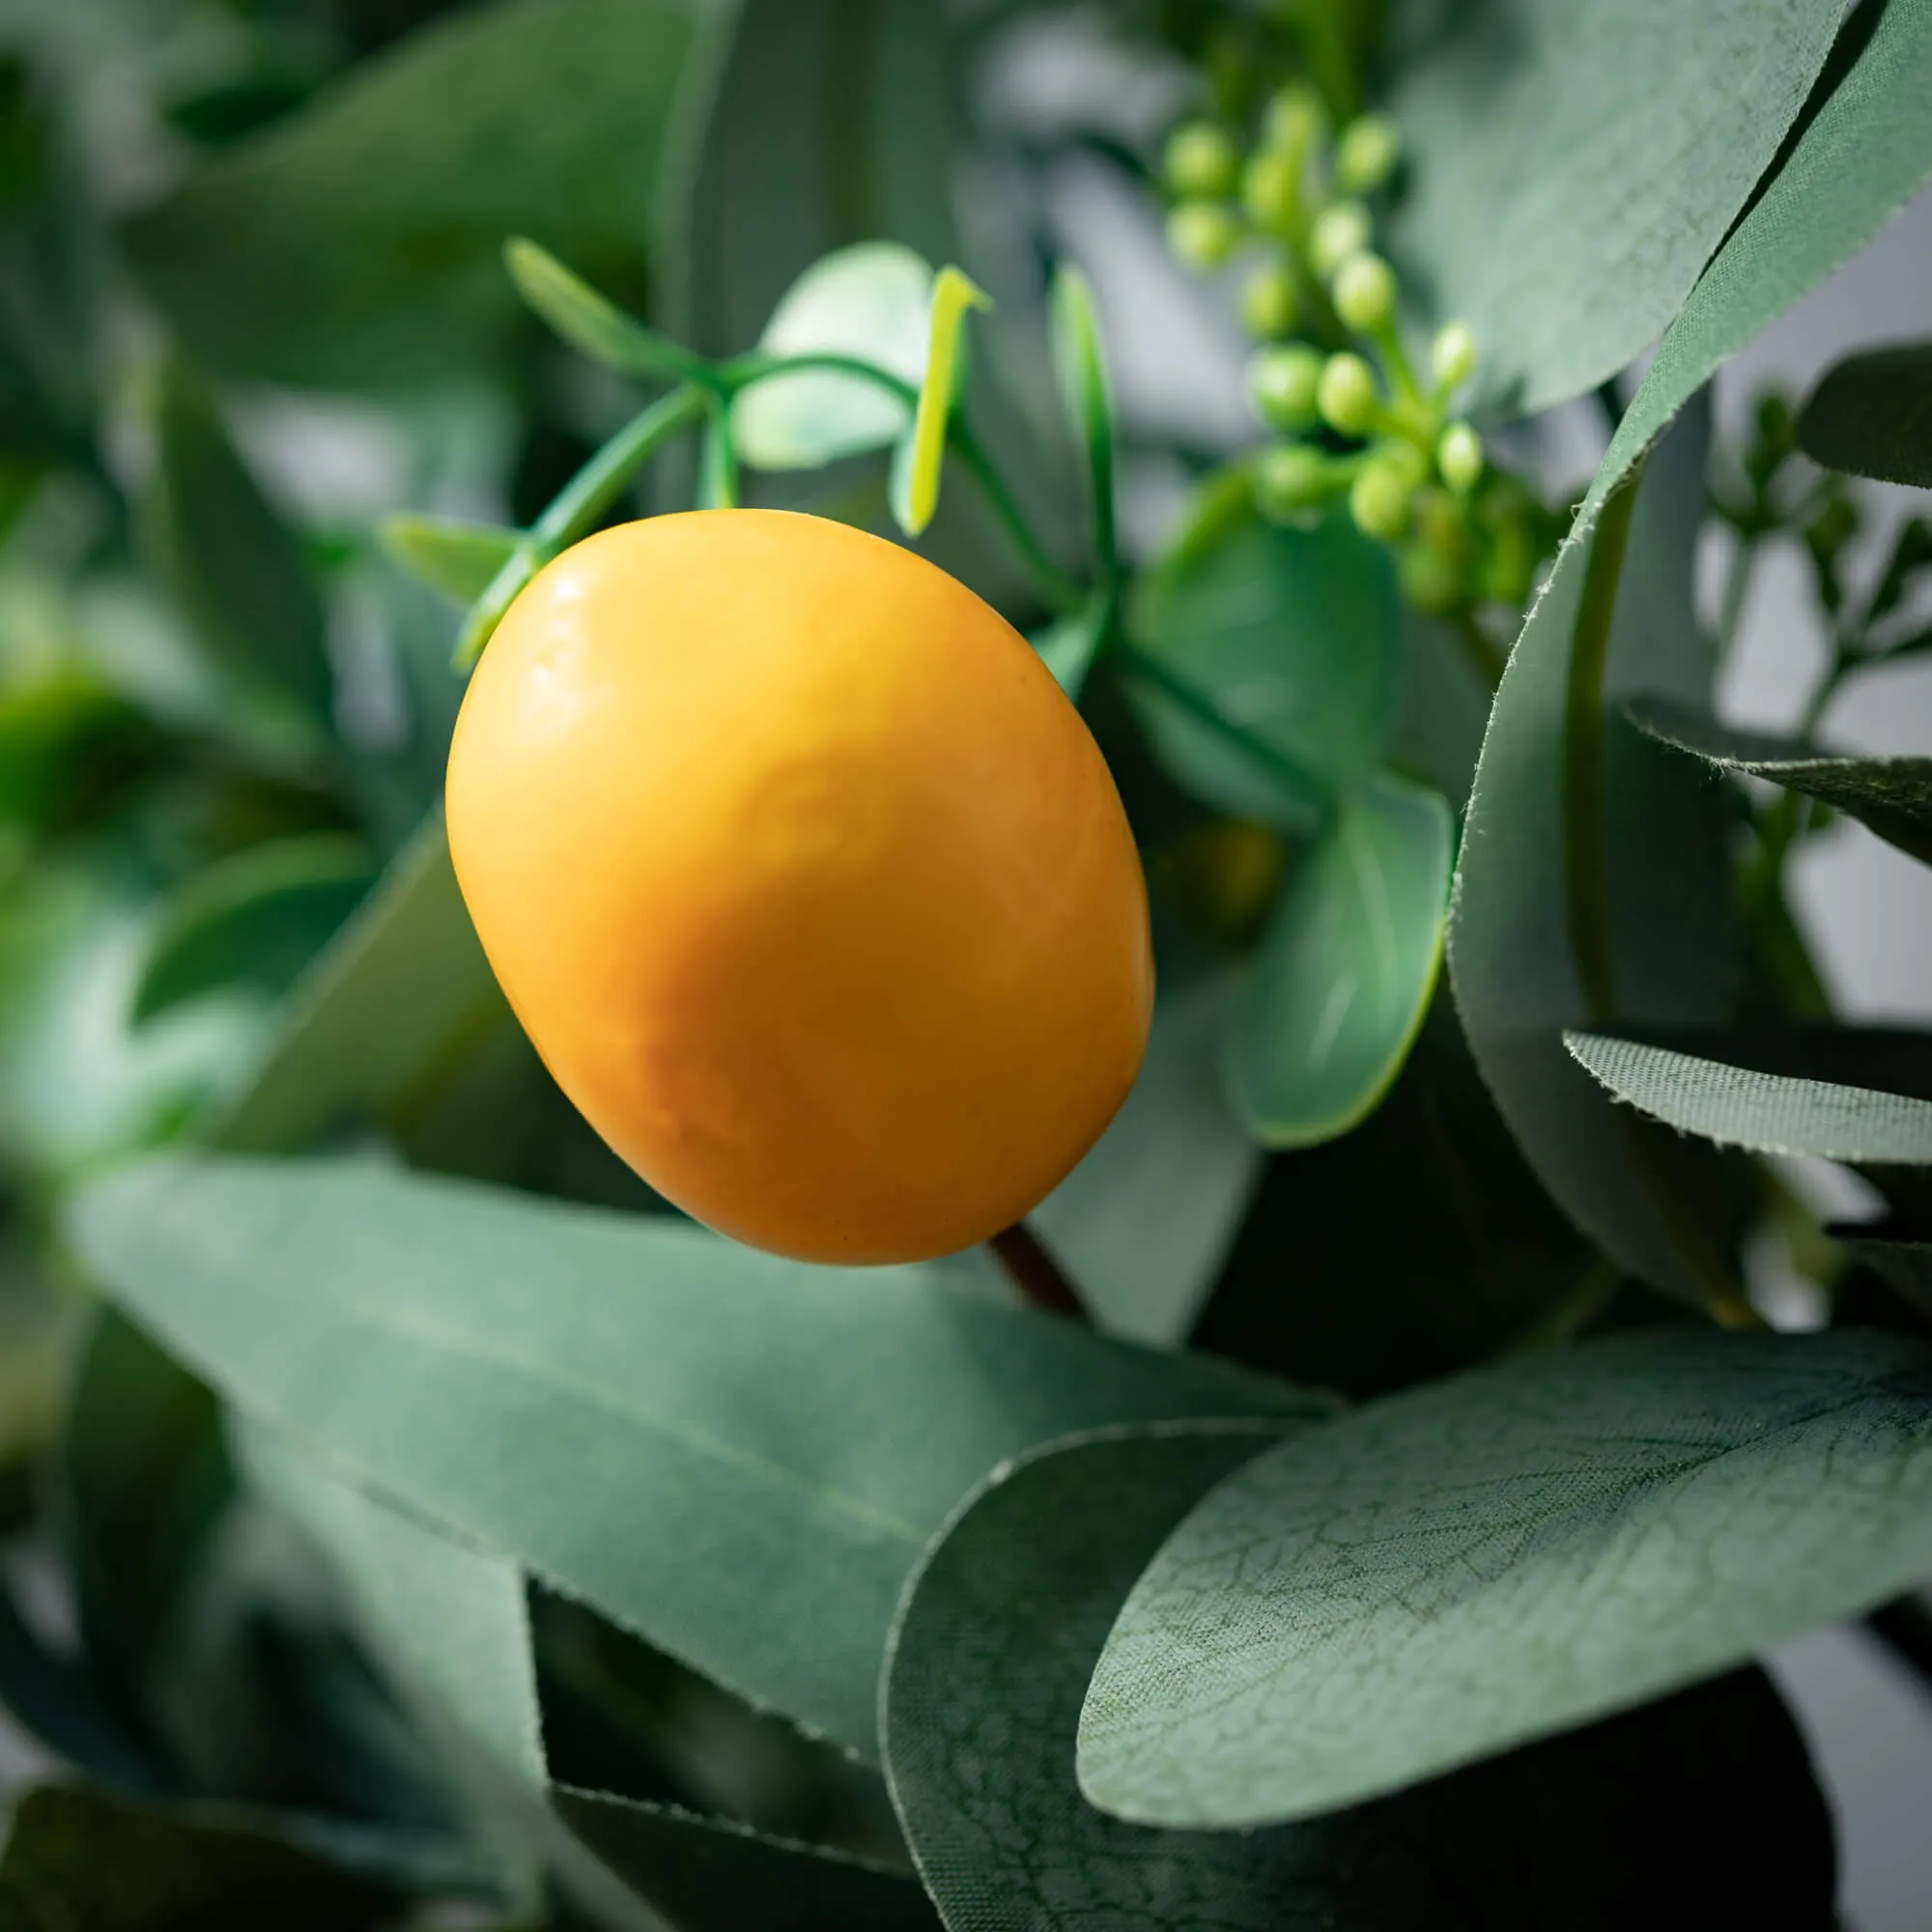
xmin=1263 ymin=83 xmax=1327 ymax=157
xmin=1438 ymin=420 xmax=1484 ymax=494
xmin=1241 ymin=149 xmax=1299 ymax=230
xmin=1164 ymin=121 xmax=1241 ymax=200
xmin=1248 ymin=344 xmax=1325 ymax=430
xmin=1350 ymin=460 xmax=1414 ymax=541
xmin=1316 ymin=352 xmax=1378 ymax=436
xmin=1333 ymin=114 xmax=1401 ymax=195
xmin=1308 ymin=200 xmax=1372 ymax=279
xmin=1331 ymin=251 xmax=1397 ymax=333
xmin=1431 ymin=321 xmax=1477 ymax=390
xmin=1381 ymin=437 xmax=1430 ymax=493
xmin=1166 ymin=200 xmax=1241 ymax=269
xmin=1255 ymin=443 xmax=1334 ymax=522
xmin=1240 ymin=262 xmax=1298 ymax=339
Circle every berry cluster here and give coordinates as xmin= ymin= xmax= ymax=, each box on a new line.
xmin=1162 ymin=89 xmax=1550 ymax=621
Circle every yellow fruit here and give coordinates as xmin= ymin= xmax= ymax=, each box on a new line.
xmin=445 ymin=510 xmax=1153 ymax=1264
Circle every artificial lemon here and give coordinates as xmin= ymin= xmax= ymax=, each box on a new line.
xmin=445 ymin=510 xmax=1152 ymax=1264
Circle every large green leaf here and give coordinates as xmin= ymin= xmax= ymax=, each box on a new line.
xmin=1079 ymin=1327 xmax=1932 ymax=1827
xmin=1798 ymin=338 xmax=1932 ymax=485
xmin=1385 ymin=0 xmax=1843 ymax=415
xmin=1128 ymin=498 xmax=1401 ymax=827
xmin=1448 ymin=400 xmax=1742 ymax=1301
xmin=1597 ymin=0 xmax=1932 ymax=499
xmin=133 ymin=836 xmax=375 ymax=1025
xmin=1031 ymin=974 xmax=1263 ymax=1348
xmin=71 ymin=1155 xmax=1323 ymax=1759
xmin=138 ymin=355 xmax=329 ymax=727
xmin=1566 ymin=1025 xmax=1932 ymax=1163
xmin=1225 ymin=777 xmax=1451 ymax=1149
xmin=124 ymin=0 xmax=704 ymax=386
xmin=1631 ymin=696 xmax=1932 ymax=867
xmin=210 ymin=814 xmax=511 ymax=1156
xmin=730 ymin=242 xmax=932 ymax=469
xmin=888 ymin=1429 xmax=1834 ymax=1929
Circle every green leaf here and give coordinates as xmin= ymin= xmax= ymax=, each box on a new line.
xmin=555 ymin=1788 xmax=942 ymax=1932
xmin=379 ymin=514 xmax=527 ymax=609
xmin=1078 ymin=1327 xmax=1932 ymax=1827
xmin=209 ymin=813 xmax=511 ymax=1156
xmin=1128 ymin=500 xmax=1401 ymax=827
xmin=1631 ymin=695 xmax=1932 ymax=867
xmin=0 ymin=1583 xmax=161 ymax=1790
xmin=1599 ymin=0 xmax=1932 ymax=505
xmin=1031 ymin=974 xmax=1264 ymax=1348
xmin=503 ymin=236 xmax=710 ymax=387
xmin=889 ymin=1429 xmax=1835 ymax=1929
xmin=888 ymin=266 xmax=989 ymax=539
xmin=1048 ymin=264 xmax=1116 ymax=569
xmin=71 ymin=1155 xmax=1325 ymax=1759
xmin=1030 ymin=607 xmax=1106 ymax=701
xmin=1225 ymin=777 xmax=1451 ymax=1150
xmin=133 ymin=836 xmax=375 ymax=1026
xmin=138 ymin=354 xmax=330 ymax=727
xmin=123 ymin=0 xmax=703 ymax=387
xmin=653 ymin=0 xmax=959 ymax=362
xmin=1798 ymin=338 xmax=1932 ymax=485
xmin=1566 ymin=1025 xmax=1932 ymax=1163
xmin=1843 ymin=1232 xmax=1932 ymax=1319
xmin=1386 ymin=0 xmax=1843 ymax=415
xmin=730 ymin=243 xmax=933 ymax=469
xmin=0 ymin=1784 xmax=393 ymax=1931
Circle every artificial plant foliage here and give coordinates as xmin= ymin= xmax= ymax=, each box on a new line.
xmin=1798 ymin=339 xmax=1932 ymax=487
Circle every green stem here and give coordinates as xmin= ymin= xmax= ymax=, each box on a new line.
xmin=698 ymin=395 xmax=740 ymax=510
xmin=533 ymin=384 xmax=708 ymax=549
xmin=1714 ymin=529 xmax=1757 ymax=667
xmin=722 ymin=350 xmax=1085 ymax=615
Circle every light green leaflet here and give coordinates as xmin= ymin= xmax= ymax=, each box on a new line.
xmin=71 ymin=1154 xmax=1324 ymax=1759
xmin=504 ymin=236 xmax=708 ymax=387
xmin=1225 ymin=777 xmax=1452 ymax=1150
xmin=889 ymin=267 xmax=990 ymax=538
xmin=1565 ymin=1030 xmax=1932 ymax=1164
xmin=380 ymin=515 xmax=526 ymax=608
xmin=1080 ymin=1327 xmax=1932 ymax=1828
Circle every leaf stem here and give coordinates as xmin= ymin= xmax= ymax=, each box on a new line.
xmin=533 ymin=385 xmax=709 ymax=550
xmin=1714 ymin=529 xmax=1757 ymax=667
xmin=989 ymin=1222 xmax=1091 ymax=1321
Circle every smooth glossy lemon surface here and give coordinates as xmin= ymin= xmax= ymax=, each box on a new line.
xmin=445 ymin=510 xmax=1152 ymax=1264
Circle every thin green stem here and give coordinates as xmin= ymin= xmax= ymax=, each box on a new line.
xmin=533 ymin=385 xmax=708 ymax=550
xmin=698 ymin=395 xmax=740 ymax=510
xmin=1714 ymin=529 xmax=1757 ymax=667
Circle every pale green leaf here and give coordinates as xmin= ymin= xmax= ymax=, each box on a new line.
xmin=1048 ymin=264 xmax=1116 ymax=567
xmin=379 ymin=514 xmax=527 ymax=609
xmin=70 ymin=1154 xmax=1324 ymax=1758
xmin=1080 ymin=1327 xmax=1932 ymax=1827
xmin=503 ymin=236 xmax=709 ymax=386
xmin=889 ymin=266 xmax=989 ymax=538
xmin=1226 ymin=777 xmax=1452 ymax=1150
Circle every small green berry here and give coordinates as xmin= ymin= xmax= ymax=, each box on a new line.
xmin=1350 ymin=460 xmax=1414 ymax=541
xmin=1333 ymin=114 xmax=1401 ymax=195
xmin=1248 ymin=344 xmax=1325 ymax=430
xmin=1438 ymin=421 xmax=1484 ymax=494
xmin=1399 ymin=540 xmax=1464 ymax=614
xmin=1308 ymin=200 xmax=1372 ymax=279
xmin=1331 ymin=251 xmax=1397 ymax=333
xmin=1240 ymin=263 xmax=1298 ymax=339
xmin=1316 ymin=352 xmax=1378 ymax=436
xmin=1263 ymin=83 xmax=1327 ymax=157
xmin=1240 ymin=149 xmax=1299 ymax=230
xmin=1164 ymin=121 xmax=1242 ymax=200
xmin=1166 ymin=200 xmax=1241 ymax=269
xmin=1255 ymin=443 xmax=1334 ymax=522
xmin=1430 ymin=322 xmax=1477 ymax=390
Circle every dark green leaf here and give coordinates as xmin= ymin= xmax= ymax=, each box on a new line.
xmin=0 ymin=1584 xmax=159 ymax=1791
xmin=138 ymin=355 xmax=330 ymax=727
xmin=730 ymin=243 xmax=931 ymax=469
xmin=1449 ymin=401 xmax=1745 ymax=1301
xmin=1797 ymin=338 xmax=1932 ymax=484
xmin=133 ymin=837 xmax=375 ymax=1025
xmin=0 ymin=1784 xmax=391 ymax=1931
xmin=209 ymin=814 xmax=511 ymax=1155
xmin=1631 ymin=695 xmax=1932 ymax=866
xmin=1079 ymin=1328 xmax=1932 ymax=1826
xmin=124 ymin=0 xmax=701 ymax=386
xmin=1599 ymin=0 xmax=1932 ymax=494
xmin=379 ymin=514 xmax=527 ymax=609
xmin=556 ymin=1788 xmax=940 ymax=1932
xmin=1566 ymin=1025 xmax=1932 ymax=1163
xmin=1225 ymin=777 xmax=1451 ymax=1149
xmin=1129 ymin=501 xmax=1401 ymax=826
xmin=1386 ymin=0 xmax=1843 ymax=415
xmin=889 ymin=1429 xmax=1834 ymax=1930
xmin=71 ymin=1155 xmax=1325 ymax=1758
xmin=1843 ymin=1231 xmax=1932 ymax=1318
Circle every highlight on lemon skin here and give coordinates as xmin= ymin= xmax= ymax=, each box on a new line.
xmin=444 ymin=509 xmax=1154 ymax=1267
